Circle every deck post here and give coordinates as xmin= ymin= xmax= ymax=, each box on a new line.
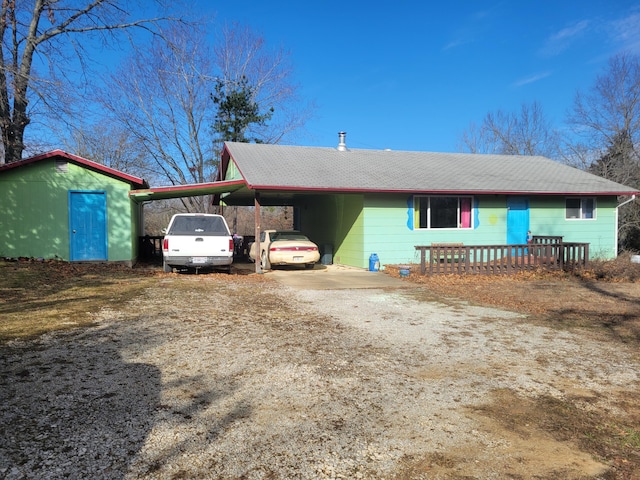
xmin=584 ymin=243 xmax=589 ymax=268
xmin=254 ymin=192 xmax=261 ymax=274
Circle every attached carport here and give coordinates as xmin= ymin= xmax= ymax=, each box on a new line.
xmin=130 ymin=138 xmax=376 ymax=273
xmin=129 ymin=178 xmax=304 ymax=274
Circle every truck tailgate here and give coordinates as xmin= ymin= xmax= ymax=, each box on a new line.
xmin=167 ymin=236 xmax=231 ymax=256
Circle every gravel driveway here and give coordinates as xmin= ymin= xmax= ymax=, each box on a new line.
xmin=1 ymin=271 xmax=637 ymax=479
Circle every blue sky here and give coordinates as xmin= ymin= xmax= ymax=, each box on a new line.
xmin=201 ymin=1 xmax=640 ymax=153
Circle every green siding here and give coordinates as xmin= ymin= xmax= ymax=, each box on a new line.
xmin=472 ymin=196 xmax=508 ymax=244
xmin=298 ymin=194 xmax=365 ymax=267
xmin=224 ymin=160 xmax=243 ymax=181
xmin=529 ymin=196 xmax=617 ymax=258
xmin=0 ymin=159 xmax=139 ymax=262
xmin=298 ymin=193 xmax=620 ymax=269
xmin=131 ymin=201 xmax=143 ymax=259
xmin=334 ymin=195 xmax=365 ymax=267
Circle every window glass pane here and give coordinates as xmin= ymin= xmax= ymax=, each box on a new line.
xmin=583 ymin=198 xmax=594 ymax=219
xmin=418 ymin=197 xmax=428 ymax=228
xmin=566 ymin=198 xmax=580 ymax=219
xmin=431 ymin=197 xmax=458 ymax=228
xmin=169 ymin=216 xmax=227 ymax=236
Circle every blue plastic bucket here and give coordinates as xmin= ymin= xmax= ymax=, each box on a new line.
xmin=369 ymin=253 xmax=380 ymax=272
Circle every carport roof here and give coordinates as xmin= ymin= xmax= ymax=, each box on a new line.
xmin=222 ymin=142 xmax=639 ymax=196
xmin=129 ymin=179 xmax=246 ymax=202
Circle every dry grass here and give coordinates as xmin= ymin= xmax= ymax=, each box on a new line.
xmin=388 ymin=253 xmax=640 ymax=344
xmin=0 ymin=259 xmax=160 ymax=342
xmin=471 ymin=389 xmax=640 ymax=480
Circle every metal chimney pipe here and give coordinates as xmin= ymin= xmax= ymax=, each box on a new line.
xmin=337 ymin=131 xmax=348 ymax=151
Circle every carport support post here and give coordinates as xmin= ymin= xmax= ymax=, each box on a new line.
xmin=255 ymin=192 xmax=262 ymax=274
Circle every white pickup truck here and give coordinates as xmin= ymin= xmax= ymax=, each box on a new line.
xmin=161 ymin=213 xmax=234 ymax=273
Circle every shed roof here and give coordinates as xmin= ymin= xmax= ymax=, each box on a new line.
xmin=223 ymin=142 xmax=638 ymax=196
xmin=0 ymin=149 xmax=148 ymax=188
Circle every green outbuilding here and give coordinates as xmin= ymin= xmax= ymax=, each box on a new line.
xmin=0 ymin=150 xmax=148 ymax=265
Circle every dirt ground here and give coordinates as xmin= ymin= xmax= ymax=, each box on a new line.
xmin=1 ymin=259 xmax=640 ymax=479
xmin=383 ymin=264 xmax=640 ymax=479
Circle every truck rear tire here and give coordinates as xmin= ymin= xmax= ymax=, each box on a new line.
xmin=163 ymin=260 xmax=172 ymax=273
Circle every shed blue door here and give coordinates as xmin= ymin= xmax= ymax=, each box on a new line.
xmin=69 ymin=191 xmax=107 ymax=261
xmin=506 ymin=197 xmax=529 ymax=244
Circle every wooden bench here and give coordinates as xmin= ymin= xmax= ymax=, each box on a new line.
xmin=430 ymin=243 xmax=465 ymax=264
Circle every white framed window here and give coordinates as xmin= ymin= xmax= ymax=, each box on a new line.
xmin=566 ymin=197 xmax=596 ymax=220
xmin=415 ymin=196 xmax=473 ymax=229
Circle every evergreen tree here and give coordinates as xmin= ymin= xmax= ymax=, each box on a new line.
xmin=211 ymin=76 xmax=273 ymax=144
xmin=588 ymin=130 xmax=639 ymax=186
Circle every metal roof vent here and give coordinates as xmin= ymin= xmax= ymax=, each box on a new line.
xmin=337 ymin=131 xmax=348 ymax=151
xmin=55 ymin=160 xmax=68 ymax=173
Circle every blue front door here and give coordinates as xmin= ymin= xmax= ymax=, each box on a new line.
xmin=506 ymin=197 xmax=529 ymax=244
xmin=69 ymin=191 xmax=107 ymax=261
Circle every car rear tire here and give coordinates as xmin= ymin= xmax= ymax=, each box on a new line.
xmin=260 ymin=251 xmax=271 ymax=271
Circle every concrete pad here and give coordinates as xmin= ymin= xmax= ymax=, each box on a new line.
xmin=259 ymin=263 xmax=407 ymax=290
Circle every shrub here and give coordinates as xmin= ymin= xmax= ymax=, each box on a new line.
xmin=581 ymin=251 xmax=640 ymax=282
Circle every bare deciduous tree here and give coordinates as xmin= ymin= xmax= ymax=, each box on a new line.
xmin=98 ymin=22 xmax=215 ymax=212
xmin=458 ymin=101 xmax=560 ymax=158
xmin=96 ymin=21 xmax=312 ymax=213
xmin=0 ymin=0 xmax=175 ymax=164
xmin=213 ymin=22 xmax=313 ymax=147
xmin=565 ymin=52 xmax=640 ymax=251
xmin=565 ymin=52 xmax=640 ymax=171
xmin=65 ymin=123 xmax=151 ymax=180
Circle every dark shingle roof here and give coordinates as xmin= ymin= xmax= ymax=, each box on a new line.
xmin=224 ymin=142 xmax=638 ymax=195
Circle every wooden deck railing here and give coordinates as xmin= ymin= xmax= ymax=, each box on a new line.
xmin=531 ymin=235 xmax=564 ymax=245
xmin=415 ymin=240 xmax=589 ymax=275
